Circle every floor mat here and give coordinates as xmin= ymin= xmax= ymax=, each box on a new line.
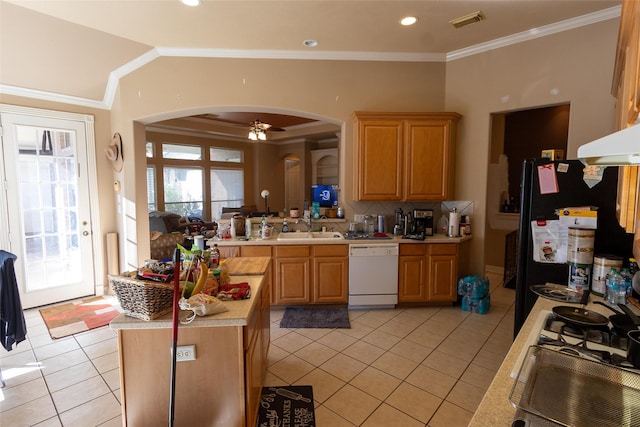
xmin=39 ymin=296 xmax=121 ymax=339
xmin=257 ymin=385 xmax=315 ymax=427
xmin=279 ymin=306 xmax=350 ymax=328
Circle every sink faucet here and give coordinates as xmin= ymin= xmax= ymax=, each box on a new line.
xmin=296 ymin=216 xmax=312 ymax=231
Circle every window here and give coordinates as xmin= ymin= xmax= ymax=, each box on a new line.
xmin=163 ymin=143 xmax=202 ymax=160
xmin=163 ymin=166 xmax=203 ymax=217
xmin=210 ymin=147 xmax=242 ymax=163
xmin=211 ymin=168 xmax=243 ymax=220
xmin=146 ymin=137 xmax=245 ymax=221
xmin=146 ymin=166 xmax=156 ymax=211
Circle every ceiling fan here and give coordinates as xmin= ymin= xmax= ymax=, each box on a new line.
xmin=248 ymin=118 xmax=285 ymax=141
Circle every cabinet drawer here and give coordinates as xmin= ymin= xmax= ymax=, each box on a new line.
xmin=241 ymin=246 xmax=272 ymax=257
xmin=429 ymin=244 xmax=457 ymax=255
xmin=313 ymin=244 xmax=348 ymax=257
xmin=400 ymin=244 xmax=427 ymax=256
xmin=275 ymin=245 xmax=310 ymax=257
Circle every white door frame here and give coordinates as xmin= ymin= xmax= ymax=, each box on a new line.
xmin=0 ymin=104 xmax=104 ymax=307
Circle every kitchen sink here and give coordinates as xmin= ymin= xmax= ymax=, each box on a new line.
xmin=276 ymin=231 xmax=344 ymax=241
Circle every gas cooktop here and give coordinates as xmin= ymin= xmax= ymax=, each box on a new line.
xmin=511 ymin=310 xmax=639 ymax=379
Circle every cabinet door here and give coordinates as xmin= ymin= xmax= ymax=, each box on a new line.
xmin=427 ymin=244 xmax=458 ymax=302
xmin=356 ymin=118 xmax=403 ymax=200
xmin=404 ymin=119 xmax=455 ymax=201
xmin=398 ymin=255 xmax=428 ymax=302
xmin=245 ymin=319 xmax=262 ymax=427
xmin=313 ymin=256 xmax=348 ymax=303
xmin=274 ymin=253 xmax=311 ymax=304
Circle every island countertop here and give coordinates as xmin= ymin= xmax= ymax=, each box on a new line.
xmin=110 ymin=273 xmax=265 ymax=330
xmin=469 ymin=293 xmax=640 ymax=426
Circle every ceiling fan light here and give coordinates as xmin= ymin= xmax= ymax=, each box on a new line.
xmin=248 ymin=130 xmax=258 ymax=141
xmin=258 ymin=130 xmax=267 ymax=141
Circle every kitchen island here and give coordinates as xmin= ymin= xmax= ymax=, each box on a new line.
xmin=469 ymin=293 xmax=640 ymax=426
xmin=110 ymin=257 xmax=270 ymax=427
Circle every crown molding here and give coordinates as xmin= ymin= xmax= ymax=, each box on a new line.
xmin=447 ymin=5 xmax=621 ymax=61
xmin=1 ymin=5 xmax=622 ymax=110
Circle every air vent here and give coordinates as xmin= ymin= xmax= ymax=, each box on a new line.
xmin=449 ymin=11 xmax=486 ymax=29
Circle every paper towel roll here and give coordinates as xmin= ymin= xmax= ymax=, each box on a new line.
xmin=448 ymin=212 xmax=461 ymax=237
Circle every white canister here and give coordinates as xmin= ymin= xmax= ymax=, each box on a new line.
xmin=194 ymin=235 xmax=205 ymax=251
xmin=447 ymin=209 xmax=460 ymax=237
xmin=592 ymin=255 xmax=623 ymax=296
xmin=567 ymin=228 xmax=595 ymax=265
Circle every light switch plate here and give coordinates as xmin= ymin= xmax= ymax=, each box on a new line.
xmin=176 ymin=345 xmax=196 ymax=361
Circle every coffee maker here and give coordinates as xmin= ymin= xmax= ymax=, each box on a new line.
xmin=413 ymin=209 xmax=434 ymax=237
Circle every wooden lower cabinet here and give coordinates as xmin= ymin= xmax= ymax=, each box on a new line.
xmin=427 ymin=244 xmax=458 ymax=302
xmin=273 ymin=244 xmax=348 ymax=305
xmin=274 ymin=245 xmax=311 ymax=304
xmin=398 ymin=243 xmax=461 ymax=303
xmin=117 ymin=280 xmax=269 ymax=427
xmin=312 ymin=245 xmax=348 ymax=303
xmin=398 ymin=244 xmax=428 ymax=302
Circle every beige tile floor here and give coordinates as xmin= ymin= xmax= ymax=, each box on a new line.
xmin=1 ymin=272 xmax=514 ymax=426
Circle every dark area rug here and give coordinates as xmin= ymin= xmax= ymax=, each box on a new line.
xmin=257 ymin=386 xmax=315 ymax=427
xmin=280 ymin=306 xmax=350 ymax=328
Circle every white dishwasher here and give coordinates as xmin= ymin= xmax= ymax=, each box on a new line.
xmin=348 ymin=243 xmax=399 ymax=309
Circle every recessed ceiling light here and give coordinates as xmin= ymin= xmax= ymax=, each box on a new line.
xmin=181 ymin=0 xmax=200 ymax=6
xmin=303 ymin=39 xmax=318 ymax=48
xmin=400 ymin=16 xmax=417 ymax=26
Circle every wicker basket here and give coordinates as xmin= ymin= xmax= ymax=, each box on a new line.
xmin=109 ymin=274 xmax=175 ymax=321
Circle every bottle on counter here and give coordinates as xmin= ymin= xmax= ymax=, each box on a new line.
xmin=605 ymin=268 xmax=626 ymax=305
xmin=216 ymin=259 xmax=230 ymax=287
xmin=211 ymin=243 xmax=221 ymax=269
xmin=437 ymin=214 xmax=448 ymax=234
xmin=621 ymin=268 xmax=633 ymax=296
xmin=282 ymin=218 xmax=289 ymax=233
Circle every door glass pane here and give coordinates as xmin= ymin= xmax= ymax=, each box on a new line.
xmin=163 ymin=166 xmax=203 ymax=216
xmin=16 ymin=127 xmax=83 ymax=291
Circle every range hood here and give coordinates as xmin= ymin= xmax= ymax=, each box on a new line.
xmin=577 ymin=122 xmax=640 ymax=166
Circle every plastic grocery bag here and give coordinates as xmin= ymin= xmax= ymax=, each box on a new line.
xmin=178 ymin=293 xmax=227 ymax=324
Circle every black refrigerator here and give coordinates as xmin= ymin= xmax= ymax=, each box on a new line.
xmin=514 ymin=158 xmax=633 ymax=337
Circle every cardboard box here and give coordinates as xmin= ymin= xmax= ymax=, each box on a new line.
xmin=541 ymin=149 xmax=565 ymax=160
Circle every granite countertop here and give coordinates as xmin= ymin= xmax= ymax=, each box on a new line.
xmin=469 ymin=293 xmax=640 ymax=426
xmin=110 ymin=274 xmax=264 ymax=330
xmin=208 ymin=233 xmax=471 ymax=246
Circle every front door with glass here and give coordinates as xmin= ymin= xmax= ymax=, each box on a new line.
xmin=0 ymin=112 xmax=96 ymax=308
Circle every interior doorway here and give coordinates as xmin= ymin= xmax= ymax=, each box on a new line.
xmin=484 ymin=104 xmax=570 ymax=276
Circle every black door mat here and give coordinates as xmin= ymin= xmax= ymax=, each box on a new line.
xmin=279 ymin=306 xmax=350 ymax=328
xmin=257 ymin=385 xmax=315 ymax=427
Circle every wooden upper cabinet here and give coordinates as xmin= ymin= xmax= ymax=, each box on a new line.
xmin=612 ymin=1 xmax=640 ymax=233
xmin=353 ymin=112 xmax=461 ymax=201
xmin=355 ymin=118 xmax=404 ymax=200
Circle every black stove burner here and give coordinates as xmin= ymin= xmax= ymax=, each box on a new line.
xmin=540 ymin=313 xmax=639 ymax=371
xmin=545 ymin=314 xmax=611 ymax=346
